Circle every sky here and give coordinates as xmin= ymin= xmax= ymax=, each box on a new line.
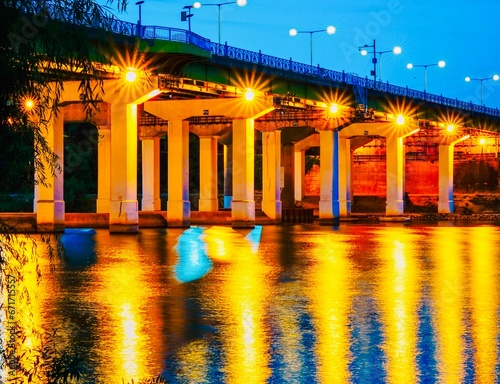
xmin=98 ymin=0 xmax=500 ymax=109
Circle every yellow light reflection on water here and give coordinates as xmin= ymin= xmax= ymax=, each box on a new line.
xmin=467 ymin=227 xmax=499 ymax=383
xmin=431 ymin=227 xmax=465 ymax=383
xmin=202 ymin=226 xmax=271 ymax=383
xmin=308 ymin=233 xmax=356 ymax=383
xmin=175 ymin=339 xmax=209 ymax=382
xmin=376 ymin=228 xmax=421 ymax=384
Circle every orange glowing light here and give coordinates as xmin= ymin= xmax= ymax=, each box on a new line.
xmin=125 ymin=69 xmax=137 ymax=82
xmin=447 ymin=124 xmax=454 ymax=133
xmin=396 ymin=114 xmax=405 ymax=125
xmin=25 ymin=99 xmax=35 ymax=110
xmin=330 ymin=103 xmax=339 ymax=114
xmin=479 ymin=138 xmax=486 ymax=145
xmin=245 ymin=89 xmax=255 ymax=101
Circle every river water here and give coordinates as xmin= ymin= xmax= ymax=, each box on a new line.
xmin=4 ymin=223 xmax=500 ymax=383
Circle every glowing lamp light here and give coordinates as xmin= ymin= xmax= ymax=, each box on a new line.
xmin=360 ymin=49 xmax=368 ymax=56
xmin=465 ymin=76 xmax=471 ymax=82
xmin=329 ymin=103 xmax=339 ymax=114
xmin=493 ymin=74 xmax=500 ymax=81
xmin=446 ymin=124 xmax=454 ymax=133
xmin=438 ymin=60 xmax=446 ymax=68
xmin=25 ymin=99 xmax=35 ymax=110
xmin=125 ymin=68 xmax=137 ymax=82
xmin=289 ymin=28 xmax=298 ymax=37
xmin=393 ymin=46 xmax=402 ymax=55
xmin=406 ymin=63 xmax=413 ymax=70
xmin=244 ymin=89 xmax=255 ymax=101
xmin=193 ymin=1 xmax=201 ymax=8
xmin=396 ymin=114 xmax=405 ymax=125
xmin=479 ymin=138 xmax=486 ymax=145
xmin=326 ymin=25 xmax=336 ymax=35
xmin=236 ymin=0 xmax=247 ymax=6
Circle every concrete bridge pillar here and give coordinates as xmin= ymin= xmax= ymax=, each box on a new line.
xmin=223 ymin=143 xmax=233 ymax=209
xmin=109 ymin=103 xmax=139 ymax=232
xmin=294 ymin=149 xmax=305 ymax=202
xmin=337 ymin=134 xmax=352 ymax=217
xmin=168 ymin=120 xmax=190 ymax=227
xmin=438 ymin=134 xmax=470 ymax=213
xmin=199 ymin=136 xmax=219 ymax=212
xmin=319 ymin=130 xmax=336 ymax=223
xmin=96 ymin=127 xmax=111 ymax=213
xmin=262 ymin=130 xmax=282 ymax=223
xmin=232 ymin=118 xmax=256 ymax=227
xmin=141 ymin=137 xmax=161 ymax=211
xmin=35 ymin=113 xmax=65 ymax=232
xmin=385 ymin=135 xmax=406 ymax=215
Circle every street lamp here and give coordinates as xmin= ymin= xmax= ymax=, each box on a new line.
xmin=464 ymin=74 xmax=499 ymax=106
xmin=192 ymin=1 xmax=247 ymax=44
xmin=135 ymin=1 xmax=145 ymax=37
xmin=406 ymin=60 xmax=446 ymax=92
xmin=359 ymin=40 xmax=402 ymax=84
xmin=289 ymin=25 xmax=336 ymax=66
xmin=181 ymin=5 xmax=195 ymax=32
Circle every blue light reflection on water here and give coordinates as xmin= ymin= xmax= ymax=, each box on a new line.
xmin=36 ymin=225 xmax=500 ymax=382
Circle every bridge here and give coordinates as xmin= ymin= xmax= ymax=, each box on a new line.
xmin=27 ymin=16 xmax=500 ymax=232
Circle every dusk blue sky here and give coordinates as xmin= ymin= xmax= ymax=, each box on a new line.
xmin=99 ymin=0 xmax=500 ymax=108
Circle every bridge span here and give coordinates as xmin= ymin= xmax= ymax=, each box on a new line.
xmin=30 ymin=17 xmax=500 ymax=232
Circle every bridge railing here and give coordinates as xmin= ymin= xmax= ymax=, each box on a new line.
xmin=105 ymin=18 xmax=211 ymax=51
xmin=210 ymin=42 xmax=500 ymax=118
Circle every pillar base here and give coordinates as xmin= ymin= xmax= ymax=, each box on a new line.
xmin=199 ymin=198 xmax=219 ymax=212
xmin=141 ymin=198 xmax=157 ymax=212
xmin=262 ymin=200 xmax=282 ymax=223
xmin=232 ymin=200 xmax=255 ymax=228
xmin=319 ymin=200 xmax=334 ymax=220
xmin=386 ymin=199 xmax=404 ymax=216
xmin=109 ymin=200 xmax=139 ymax=233
xmin=339 ymin=199 xmax=352 ymax=218
xmin=167 ymin=200 xmax=190 ymax=227
xmin=36 ymin=200 xmax=65 ymax=232
xmin=438 ymin=201 xmax=454 ymax=214
xmin=96 ymin=198 xmax=110 ymax=213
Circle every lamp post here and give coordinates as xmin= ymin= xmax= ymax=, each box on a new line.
xmin=406 ymin=60 xmax=446 ymax=92
xmin=465 ymin=74 xmax=499 ymax=106
xmin=181 ymin=5 xmax=194 ymax=32
xmin=193 ymin=1 xmax=247 ymax=44
xmin=289 ymin=25 xmax=336 ymax=66
xmin=135 ymin=1 xmax=145 ymax=37
xmin=358 ymin=40 xmax=402 ymax=86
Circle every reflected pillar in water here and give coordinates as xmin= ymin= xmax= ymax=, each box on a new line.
xmin=109 ymin=103 xmax=140 ymax=232
xmin=199 ymin=136 xmax=219 ymax=212
xmin=232 ymin=118 xmax=256 ymax=227
xmin=96 ymin=126 xmax=111 ymax=213
xmin=468 ymin=227 xmax=499 ymax=383
xmin=35 ymin=112 xmax=65 ymax=232
xmin=167 ymin=120 xmax=191 ymax=227
xmin=377 ymin=229 xmax=421 ymax=383
xmin=262 ymin=130 xmax=282 ymax=222
xmin=308 ymin=234 xmax=356 ymax=382
xmin=141 ymin=137 xmax=162 ymax=211
xmin=431 ymin=228 xmax=466 ymax=382
xmin=438 ymin=134 xmax=469 ymax=213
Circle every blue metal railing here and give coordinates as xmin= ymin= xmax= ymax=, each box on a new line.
xmin=210 ymin=42 xmax=500 ymax=118
xmin=84 ymin=14 xmax=500 ymax=118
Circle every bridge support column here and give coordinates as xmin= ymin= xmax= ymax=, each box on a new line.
xmin=294 ymin=149 xmax=305 ymax=202
xmin=199 ymin=136 xmax=219 ymax=212
xmin=109 ymin=103 xmax=139 ymax=233
xmin=141 ymin=137 xmax=161 ymax=211
xmin=168 ymin=120 xmax=190 ymax=227
xmin=262 ymin=130 xmax=282 ymax=222
xmin=232 ymin=118 xmax=255 ymax=228
xmin=35 ymin=113 xmax=65 ymax=232
xmin=386 ymin=135 xmax=406 ymax=216
xmin=337 ymin=134 xmax=352 ymax=217
xmin=437 ymin=135 xmax=469 ymax=213
xmin=223 ymin=143 xmax=233 ymax=209
xmin=96 ymin=127 xmax=111 ymax=213
xmin=319 ymin=130 xmax=338 ymax=223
